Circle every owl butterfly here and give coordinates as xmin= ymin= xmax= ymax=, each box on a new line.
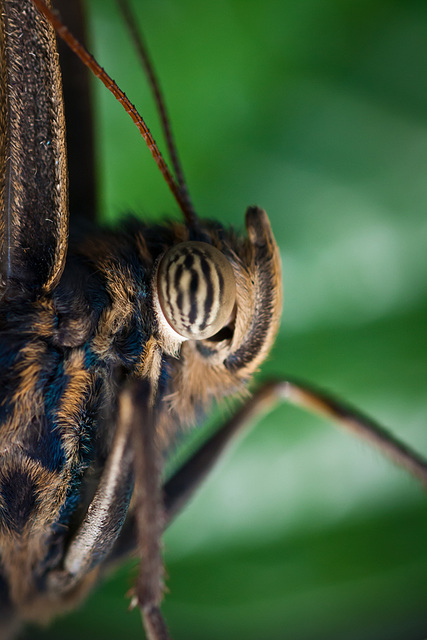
xmin=0 ymin=1 xmax=426 ymax=639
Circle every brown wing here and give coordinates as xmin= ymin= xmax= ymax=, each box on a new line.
xmin=0 ymin=0 xmax=68 ymax=297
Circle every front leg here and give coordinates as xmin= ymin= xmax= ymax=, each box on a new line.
xmin=48 ymin=387 xmax=135 ymax=594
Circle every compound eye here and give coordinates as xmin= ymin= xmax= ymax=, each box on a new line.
xmin=156 ymin=241 xmax=236 ymax=340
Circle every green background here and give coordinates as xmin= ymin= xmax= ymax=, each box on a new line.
xmin=28 ymin=0 xmax=427 ymax=638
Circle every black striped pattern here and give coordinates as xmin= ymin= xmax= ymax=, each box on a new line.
xmin=157 ymin=241 xmax=235 ymax=340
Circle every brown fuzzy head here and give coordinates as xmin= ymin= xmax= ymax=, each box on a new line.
xmin=152 ymin=206 xmax=282 ymax=438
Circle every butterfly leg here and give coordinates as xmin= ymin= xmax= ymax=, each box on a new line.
xmin=124 ymin=380 xmax=171 ymax=640
xmin=163 ymin=377 xmax=427 ymax=524
xmin=111 ymin=377 xmax=427 ymax=570
xmin=47 ymin=387 xmax=135 ymax=595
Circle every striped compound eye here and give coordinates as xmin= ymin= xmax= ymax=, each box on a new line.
xmin=156 ymin=241 xmax=236 ymax=340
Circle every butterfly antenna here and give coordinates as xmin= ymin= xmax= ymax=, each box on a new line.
xmin=31 ymin=0 xmax=198 ymax=227
xmin=116 ymin=0 xmax=196 ymax=225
